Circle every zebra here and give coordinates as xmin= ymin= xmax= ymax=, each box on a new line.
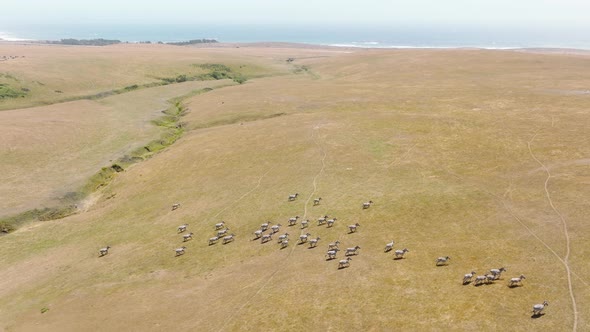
xmin=253 ymin=229 xmax=264 ymax=239
xmin=532 ymin=301 xmax=549 ymax=316
xmin=328 ymin=240 xmax=340 ymax=250
xmin=394 ymin=248 xmax=409 ymax=259
xmin=338 ymin=257 xmax=352 ymax=269
xmin=384 ymin=240 xmax=395 ymax=252
xmin=508 ymin=275 xmax=526 ymax=287
xmin=463 ymin=271 xmax=477 ymax=285
xmin=175 ymin=246 xmax=187 ymax=256
xmin=222 ymin=234 xmax=236 ymax=244
xmin=217 ymin=228 xmax=230 ymax=237
xmin=277 ymin=233 xmax=289 ymax=243
xmin=261 ymin=234 xmax=273 ymax=244
xmin=485 ymin=274 xmax=497 ymax=284
xmin=270 ymin=224 xmax=282 ymax=234
xmin=348 ymin=223 xmax=360 ymax=233
xmin=325 ymin=249 xmax=340 ymax=260
xmin=99 ymin=246 xmax=111 ymax=257
xmin=288 ymin=216 xmax=300 ymax=226
xmin=317 ymin=215 xmax=329 ymax=225
xmin=435 ymin=256 xmax=450 ymax=266
xmin=362 ymin=201 xmax=373 ymax=209
xmin=326 ymin=218 xmax=337 ymax=228
xmin=490 ymin=267 xmax=507 ymax=279
xmin=308 ymin=237 xmax=321 ymax=248
xmin=299 ymin=233 xmax=312 ymax=243
xmin=473 ymin=275 xmax=487 ymax=286
xmin=345 ymin=246 xmax=361 ymax=256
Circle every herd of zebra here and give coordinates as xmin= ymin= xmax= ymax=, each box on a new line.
xmin=97 ymin=194 xmax=549 ymax=317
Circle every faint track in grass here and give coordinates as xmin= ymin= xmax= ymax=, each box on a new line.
xmin=528 ymin=132 xmax=578 ymax=331
xmin=331 ymin=143 xmax=418 ymax=204
xmin=217 ymin=124 xmax=327 ymax=332
xmin=443 ymin=167 xmax=588 ymax=289
xmin=194 ymin=169 xmax=270 ymax=247
xmin=302 ymin=126 xmax=327 ymax=220
xmin=209 ymin=170 xmax=270 ymax=222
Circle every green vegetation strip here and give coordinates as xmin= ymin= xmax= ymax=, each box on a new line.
xmin=59 ymin=63 xmax=248 ymax=103
xmin=0 ymin=86 xmax=222 ymax=234
xmin=1 ymin=63 xmax=255 ymax=110
xmin=0 ymin=84 xmax=27 ymax=99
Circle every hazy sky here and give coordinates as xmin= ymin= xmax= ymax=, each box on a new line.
xmin=3 ymin=0 xmax=590 ymax=26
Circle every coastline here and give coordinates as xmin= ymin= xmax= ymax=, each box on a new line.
xmin=2 ymin=25 xmax=590 ymax=51
xmin=2 ymin=38 xmax=590 ymax=55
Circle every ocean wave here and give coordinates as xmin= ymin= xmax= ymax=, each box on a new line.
xmin=0 ymin=32 xmax=32 ymax=41
xmin=325 ymin=43 xmax=523 ymax=50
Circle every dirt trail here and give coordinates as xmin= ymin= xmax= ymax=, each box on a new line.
xmin=528 ymin=133 xmax=578 ymax=332
xmin=209 ymin=171 xmax=270 ymax=222
xmin=442 ymin=165 xmax=589 ymax=291
xmin=218 ymin=125 xmax=327 ymax=332
xmin=302 ymin=125 xmax=327 ymax=220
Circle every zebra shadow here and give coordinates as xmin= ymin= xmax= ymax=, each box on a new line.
xmin=531 ymin=313 xmax=545 ymax=319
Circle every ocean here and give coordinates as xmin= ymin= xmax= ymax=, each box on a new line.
xmin=1 ymin=23 xmax=590 ymax=49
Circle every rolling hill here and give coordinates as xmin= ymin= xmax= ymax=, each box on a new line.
xmin=1 ymin=44 xmax=589 ymax=331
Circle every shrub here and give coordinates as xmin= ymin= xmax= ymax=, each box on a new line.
xmin=0 ymin=84 xmax=26 ymax=99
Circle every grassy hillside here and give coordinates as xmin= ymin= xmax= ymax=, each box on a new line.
xmin=0 ymin=46 xmax=589 ymax=331
xmin=0 ymin=43 xmax=306 ymax=219
xmin=0 ymin=43 xmax=284 ymax=110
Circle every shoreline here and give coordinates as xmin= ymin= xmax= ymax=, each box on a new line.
xmin=2 ymin=37 xmax=590 ymax=53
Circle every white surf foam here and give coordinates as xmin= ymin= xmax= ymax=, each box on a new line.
xmin=0 ymin=31 xmax=32 ymax=41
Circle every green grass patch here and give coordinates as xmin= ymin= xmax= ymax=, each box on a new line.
xmin=57 ymin=63 xmax=247 ymax=105
xmin=0 ymin=209 xmax=49 ymax=234
xmin=292 ymin=65 xmax=320 ymax=79
xmin=0 ymin=73 xmax=19 ymax=81
xmin=80 ymin=166 xmax=119 ymax=194
xmin=0 ymin=204 xmax=78 ymax=234
xmin=0 ymin=84 xmax=27 ymax=99
xmin=157 ymin=63 xmax=249 ymax=85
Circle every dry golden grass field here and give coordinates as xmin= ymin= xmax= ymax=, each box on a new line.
xmin=1 ymin=43 xmax=589 ymax=331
